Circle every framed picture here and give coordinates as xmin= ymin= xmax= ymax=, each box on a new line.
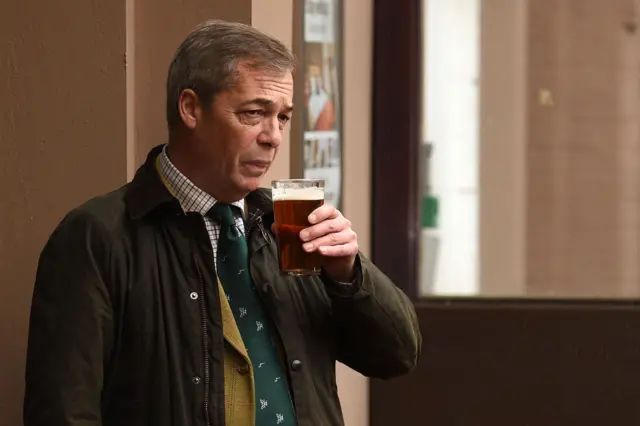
xmin=297 ymin=0 xmax=343 ymax=210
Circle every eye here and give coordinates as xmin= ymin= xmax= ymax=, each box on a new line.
xmin=278 ymin=114 xmax=291 ymax=123
xmin=244 ymin=109 xmax=263 ymax=117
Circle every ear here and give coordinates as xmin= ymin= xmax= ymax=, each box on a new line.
xmin=177 ymin=89 xmax=201 ymax=130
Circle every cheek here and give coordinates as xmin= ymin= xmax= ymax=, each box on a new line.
xmin=242 ymin=124 xmax=263 ymax=141
xmin=217 ymin=124 xmax=256 ymax=158
xmin=234 ymin=127 xmax=262 ymax=153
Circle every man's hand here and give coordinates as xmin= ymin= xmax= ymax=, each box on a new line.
xmin=299 ymin=204 xmax=358 ymax=282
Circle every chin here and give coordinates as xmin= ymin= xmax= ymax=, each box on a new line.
xmin=238 ymin=177 xmax=264 ymax=194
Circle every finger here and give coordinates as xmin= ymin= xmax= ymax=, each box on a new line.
xmin=317 ymin=241 xmax=359 ymax=257
xmin=303 ymin=229 xmax=357 ymax=252
xmin=308 ymin=204 xmax=339 ymax=225
xmin=300 ymin=216 xmax=350 ymax=242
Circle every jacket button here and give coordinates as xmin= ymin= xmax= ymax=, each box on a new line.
xmin=237 ymin=364 xmax=250 ymax=375
xmin=291 ymin=360 xmax=302 ymax=371
xmin=190 ymin=292 xmax=198 ymax=300
xmin=192 ymin=376 xmax=201 ymax=385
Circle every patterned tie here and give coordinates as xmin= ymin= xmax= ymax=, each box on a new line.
xmin=209 ymin=203 xmax=296 ymax=426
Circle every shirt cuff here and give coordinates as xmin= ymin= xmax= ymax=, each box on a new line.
xmin=320 ymin=254 xmax=363 ymax=297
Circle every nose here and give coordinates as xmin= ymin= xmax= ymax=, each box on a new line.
xmin=257 ymin=117 xmax=283 ymax=148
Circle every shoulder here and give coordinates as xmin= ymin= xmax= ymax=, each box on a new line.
xmin=46 ymin=185 xmax=130 ymax=251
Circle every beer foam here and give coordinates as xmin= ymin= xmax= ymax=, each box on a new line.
xmin=272 ymin=187 xmax=324 ymax=201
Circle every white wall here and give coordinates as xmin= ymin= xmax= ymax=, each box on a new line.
xmin=422 ymin=0 xmax=480 ymax=295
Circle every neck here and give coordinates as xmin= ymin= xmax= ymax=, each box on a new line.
xmin=165 ymin=141 xmax=244 ymax=203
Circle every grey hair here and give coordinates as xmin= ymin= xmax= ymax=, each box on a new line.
xmin=166 ymin=19 xmax=296 ymax=128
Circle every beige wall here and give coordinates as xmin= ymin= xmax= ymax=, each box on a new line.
xmin=525 ymin=0 xmax=640 ymax=298
xmin=0 ymin=0 xmax=372 ymax=424
xmin=336 ymin=0 xmax=373 ymax=424
xmin=0 ymin=1 xmax=127 ymax=423
xmin=479 ymin=0 xmax=528 ymax=295
xmin=480 ymin=0 xmax=640 ymax=298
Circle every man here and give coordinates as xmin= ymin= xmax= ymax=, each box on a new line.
xmin=24 ymin=19 xmax=421 ymax=426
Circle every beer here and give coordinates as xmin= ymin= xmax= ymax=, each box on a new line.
xmin=272 ymin=180 xmax=325 ymax=275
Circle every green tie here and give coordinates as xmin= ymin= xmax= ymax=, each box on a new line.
xmin=210 ymin=203 xmax=296 ymax=426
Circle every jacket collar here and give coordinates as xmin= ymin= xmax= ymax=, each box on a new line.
xmin=125 ymin=144 xmax=274 ymax=221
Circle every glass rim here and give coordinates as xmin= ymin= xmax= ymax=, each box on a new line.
xmin=271 ymin=178 xmax=325 ymax=186
xmin=272 ymin=178 xmax=324 ymax=183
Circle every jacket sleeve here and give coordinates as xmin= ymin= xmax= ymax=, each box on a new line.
xmin=24 ymin=210 xmax=115 ymax=426
xmin=321 ymin=253 xmax=422 ymax=379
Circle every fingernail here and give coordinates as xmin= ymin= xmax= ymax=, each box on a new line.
xmin=309 ymin=214 xmax=317 ymax=224
xmin=304 ymin=243 xmax=313 ymax=251
xmin=300 ymin=231 xmax=309 ymax=241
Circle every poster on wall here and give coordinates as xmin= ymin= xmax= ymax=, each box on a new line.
xmin=302 ymin=0 xmax=343 ymax=209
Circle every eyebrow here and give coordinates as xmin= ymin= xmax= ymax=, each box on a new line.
xmin=241 ymin=97 xmax=294 ymax=113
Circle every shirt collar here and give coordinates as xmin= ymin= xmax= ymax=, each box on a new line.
xmin=157 ymin=144 xmax=245 ymax=217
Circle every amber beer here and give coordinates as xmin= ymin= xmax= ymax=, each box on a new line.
xmin=272 ymin=179 xmax=325 ymax=275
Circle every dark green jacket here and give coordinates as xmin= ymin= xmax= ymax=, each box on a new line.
xmin=23 ymin=145 xmax=422 ymax=426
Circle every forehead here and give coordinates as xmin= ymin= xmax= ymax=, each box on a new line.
xmin=229 ymin=65 xmax=294 ymax=107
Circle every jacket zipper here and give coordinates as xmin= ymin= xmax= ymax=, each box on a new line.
xmin=245 ymin=215 xmax=261 ymax=241
xmin=246 ymin=216 xmax=273 ymax=246
xmin=192 ymin=240 xmax=211 ymax=426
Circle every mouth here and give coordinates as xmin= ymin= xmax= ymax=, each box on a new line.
xmin=242 ymin=160 xmax=271 ymax=174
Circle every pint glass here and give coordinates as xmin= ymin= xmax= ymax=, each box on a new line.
xmin=272 ymin=179 xmax=325 ymax=275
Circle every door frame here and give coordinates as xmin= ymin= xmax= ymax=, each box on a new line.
xmin=371 ymin=0 xmax=422 ymax=301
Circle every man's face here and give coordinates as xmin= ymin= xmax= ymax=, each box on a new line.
xmin=182 ymin=63 xmax=294 ymax=202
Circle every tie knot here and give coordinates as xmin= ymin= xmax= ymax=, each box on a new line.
xmin=209 ymin=203 xmax=236 ymax=226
